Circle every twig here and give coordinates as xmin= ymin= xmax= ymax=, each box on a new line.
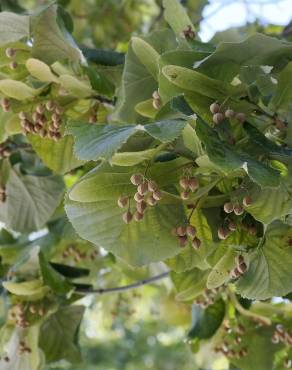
xmin=75 ymin=271 xmax=170 ymax=295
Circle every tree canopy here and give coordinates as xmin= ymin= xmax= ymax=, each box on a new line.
xmin=0 ymin=1 xmax=292 ymax=369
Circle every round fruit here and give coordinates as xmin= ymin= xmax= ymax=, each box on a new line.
xmin=134 ymin=211 xmax=144 ymax=222
xmin=235 ymin=254 xmax=244 ymax=265
xmin=134 ymin=192 xmax=144 ymax=203
xmin=192 ymin=237 xmax=201 ymax=249
xmin=213 ymin=112 xmax=224 ymax=124
xmin=186 ymin=225 xmax=196 ymax=237
xmin=236 ymin=112 xmax=246 ymax=123
xmin=234 ymin=205 xmax=244 ymax=215
xmin=210 ymin=102 xmax=220 ymax=114
xmin=180 ymin=190 xmax=190 ymax=200
xmin=130 ymin=174 xmax=143 ymax=186
xmin=224 ymin=202 xmax=234 ymax=214
xmin=225 ymin=109 xmax=235 ymax=118
xmin=117 ymin=196 xmax=128 ymax=208
xmin=179 ymin=177 xmax=189 ymax=190
xmin=152 ymin=99 xmax=161 ymax=110
xmin=5 ymin=47 xmax=15 ymax=58
xmin=137 ymin=182 xmax=148 ymax=195
xmin=237 ymin=262 xmax=247 ymax=274
xmin=176 ymin=226 xmax=186 ymax=237
xmin=147 ymin=196 xmax=157 ymax=206
xmin=178 ymin=235 xmax=188 ymax=247
xmin=228 ymin=221 xmax=237 ymax=232
xmin=136 ymin=200 xmax=147 ymax=213
xmin=152 ymin=90 xmax=160 ymax=100
xmin=243 ymin=196 xmax=252 ymax=207
xmin=148 ymin=180 xmax=158 ymax=192
xmin=152 ymin=190 xmax=162 ymax=201
xmin=122 ymin=211 xmax=133 ymax=224
xmin=218 ymin=227 xmax=229 ymax=240
xmin=189 ymin=177 xmax=199 ymax=192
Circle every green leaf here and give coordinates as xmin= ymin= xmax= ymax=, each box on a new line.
xmin=195 ymin=118 xmax=281 ymax=188
xmin=0 ymin=80 xmax=40 ymax=100
xmin=3 ymin=279 xmax=49 ymax=300
xmin=162 ymin=65 xmax=245 ymax=100
xmin=0 ymin=12 xmax=29 ymax=45
xmin=28 ymin=135 xmax=84 ymax=174
xmin=236 ymin=221 xmax=292 ymax=299
xmin=59 ymin=75 xmax=93 ymax=98
xmin=231 ymin=324 xmax=282 ymax=370
xmin=111 ymin=148 xmax=159 ymax=166
xmin=131 ymin=37 xmax=160 ymax=78
xmin=196 ymin=33 xmax=292 ymax=81
xmin=39 ymin=251 xmax=73 ymax=294
xmin=66 ymin=120 xmax=186 ymax=161
xmin=81 ymin=47 xmax=125 ymax=66
xmin=39 ymin=306 xmax=85 ymax=364
xmin=25 ymin=58 xmax=59 ymax=83
xmin=163 ymin=0 xmax=195 ymax=36
xmin=270 ymin=61 xmax=292 ymax=112
xmin=31 ymin=5 xmax=82 ymax=64
xmin=0 ymin=166 xmax=64 ymax=232
xmin=188 ymin=299 xmax=225 ymax=339
xmin=207 ymin=247 xmax=237 ymax=289
xmin=113 ymin=29 xmax=177 ymax=122
xmin=65 ymin=162 xmax=186 ymax=266
xmin=171 ymin=268 xmax=209 ymax=301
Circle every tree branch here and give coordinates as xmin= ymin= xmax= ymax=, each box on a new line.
xmin=75 ymin=271 xmax=170 ymax=295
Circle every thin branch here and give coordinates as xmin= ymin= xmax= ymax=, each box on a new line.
xmin=75 ymin=271 xmax=170 ymax=295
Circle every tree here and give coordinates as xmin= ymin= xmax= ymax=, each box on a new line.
xmin=0 ymin=0 xmax=292 ymax=369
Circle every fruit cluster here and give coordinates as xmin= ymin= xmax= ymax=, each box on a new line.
xmin=152 ymin=90 xmax=161 ymax=110
xmin=230 ymin=255 xmax=248 ymax=278
xmin=272 ymin=324 xmax=292 ymax=346
xmin=0 ymin=185 xmax=6 ymax=204
xmin=9 ymin=301 xmax=47 ymax=328
xmin=179 ymin=175 xmax=199 ymax=200
xmin=193 ymin=287 xmax=221 ymax=308
xmin=171 ymin=224 xmax=201 ymax=248
xmin=210 ymin=102 xmax=246 ymax=125
xmin=118 ymin=174 xmax=163 ymax=223
xmin=5 ymin=47 xmax=19 ymax=70
xmin=214 ymin=320 xmax=248 ymax=359
xmin=62 ymin=244 xmax=99 ymax=262
xmin=19 ymin=101 xmax=64 ymax=141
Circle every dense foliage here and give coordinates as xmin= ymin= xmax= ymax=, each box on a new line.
xmin=0 ymin=1 xmax=292 ymax=369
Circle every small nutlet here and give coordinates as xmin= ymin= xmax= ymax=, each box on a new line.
xmin=213 ymin=112 xmax=224 ymax=124
xmin=152 ymin=190 xmax=162 ymax=201
xmin=147 ymin=195 xmax=157 ymax=206
xmin=130 ymin=174 xmax=143 ymax=186
xmin=225 ymin=109 xmax=235 ymax=118
xmin=152 ymin=90 xmax=160 ymax=100
xmin=137 ymin=182 xmax=148 ymax=196
xmin=237 ymin=262 xmax=247 ymax=274
xmin=9 ymin=61 xmax=18 ymax=70
xmin=5 ymin=47 xmax=16 ymax=58
xmin=176 ymin=226 xmax=186 ymax=237
xmin=179 ymin=177 xmax=189 ymax=190
xmin=117 ymin=196 xmax=128 ymax=208
xmin=228 ymin=221 xmax=237 ymax=232
xmin=235 ymin=254 xmax=245 ymax=266
xmin=134 ymin=211 xmax=144 ymax=222
xmin=243 ymin=196 xmax=252 ymax=207
xmin=234 ymin=205 xmax=244 ymax=216
xmin=192 ymin=237 xmax=201 ymax=249
xmin=236 ymin=112 xmax=246 ymax=123
xmin=186 ymin=225 xmax=196 ymax=237
xmin=224 ymin=202 xmax=234 ymax=214
xmin=188 ymin=177 xmax=199 ymax=192
xmin=148 ymin=180 xmax=158 ymax=193
xmin=136 ymin=200 xmax=147 ymax=213
xmin=178 ymin=235 xmax=188 ymax=247
xmin=152 ymin=99 xmax=161 ymax=110
xmin=210 ymin=102 xmax=220 ymax=114
xmin=218 ymin=226 xmax=229 ymax=240
xmin=180 ymin=190 xmax=190 ymax=200
xmin=134 ymin=192 xmax=144 ymax=203
xmin=122 ymin=211 xmax=133 ymax=224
